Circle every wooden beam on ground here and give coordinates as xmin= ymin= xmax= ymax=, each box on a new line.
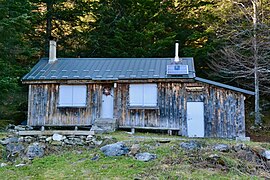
xmin=119 ymin=126 xmax=180 ymax=131
xmin=18 ymin=130 xmax=94 ymax=136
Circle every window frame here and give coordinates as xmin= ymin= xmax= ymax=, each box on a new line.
xmin=129 ymin=84 xmax=158 ymax=108
xmin=58 ymin=85 xmax=87 ymax=108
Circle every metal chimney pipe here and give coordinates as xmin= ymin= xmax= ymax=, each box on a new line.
xmin=174 ymin=41 xmax=180 ymax=63
xmin=49 ymin=40 xmax=57 ymax=63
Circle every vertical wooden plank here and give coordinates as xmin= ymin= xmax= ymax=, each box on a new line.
xmin=181 ymin=83 xmax=187 ymax=136
xmin=27 ymin=85 xmax=32 ymax=125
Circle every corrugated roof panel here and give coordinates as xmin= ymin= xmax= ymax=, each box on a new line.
xmin=118 ymin=75 xmax=125 ymax=78
xmin=22 ymin=57 xmax=196 ymax=81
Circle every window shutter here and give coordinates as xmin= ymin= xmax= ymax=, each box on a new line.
xmin=129 ymin=84 xmax=143 ymax=106
xmin=59 ymin=85 xmax=73 ymax=106
xmin=73 ymin=86 xmax=87 ymax=106
xmin=143 ymin=84 xmax=157 ymax=106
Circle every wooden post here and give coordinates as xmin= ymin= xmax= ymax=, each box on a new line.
xmin=131 ymin=128 xmax=135 ymax=134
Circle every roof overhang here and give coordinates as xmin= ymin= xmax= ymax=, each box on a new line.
xmin=195 ymin=77 xmax=255 ymax=95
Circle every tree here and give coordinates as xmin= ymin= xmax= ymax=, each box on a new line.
xmin=79 ymin=0 xmax=217 ymax=62
xmin=209 ymin=0 xmax=270 ymax=125
xmin=0 ymin=0 xmax=221 ymax=122
xmin=0 ymin=0 xmax=37 ymax=120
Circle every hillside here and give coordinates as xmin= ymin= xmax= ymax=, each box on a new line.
xmin=0 ymin=131 xmax=270 ymax=179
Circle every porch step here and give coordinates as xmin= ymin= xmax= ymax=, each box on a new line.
xmin=91 ymin=118 xmax=117 ymax=133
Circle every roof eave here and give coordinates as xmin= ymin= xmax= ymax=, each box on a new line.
xmin=195 ymin=77 xmax=255 ymax=95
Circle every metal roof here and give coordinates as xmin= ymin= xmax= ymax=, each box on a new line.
xmin=22 ymin=58 xmax=253 ymax=95
xmin=22 ymin=57 xmax=195 ymax=81
xmin=195 ymin=77 xmax=255 ymax=95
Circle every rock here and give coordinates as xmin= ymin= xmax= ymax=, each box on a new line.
xmin=89 ymin=130 xmax=95 ymax=136
xmin=15 ymin=163 xmax=26 ymax=167
xmin=213 ymin=144 xmax=230 ymax=152
xmin=6 ymin=124 xmax=15 ymax=130
xmin=64 ymin=139 xmax=74 ymax=145
xmin=135 ymin=152 xmax=157 ymax=162
xmin=52 ymin=134 xmax=65 ymax=141
xmin=1 ymin=163 xmax=7 ymax=167
xmin=24 ymin=136 xmax=34 ymax=143
xmin=100 ymin=142 xmax=129 ymax=156
xmin=233 ymin=144 xmax=247 ymax=152
xmin=51 ymin=141 xmax=63 ymax=146
xmin=86 ymin=135 xmax=94 ymax=141
xmin=261 ymin=150 xmax=270 ymax=160
xmin=26 ymin=143 xmax=45 ymax=160
xmin=14 ymin=126 xmax=26 ymax=131
xmin=79 ymin=136 xmax=86 ymax=140
xmin=46 ymin=137 xmax=52 ymax=142
xmin=26 ymin=126 xmax=33 ymax=130
xmin=75 ymin=141 xmax=84 ymax=146
xmin=236 ymin=136 xmax=250 ymax=142
xmin=6 ymin=143 xmax=25 ymax=156
xmin=39 ymin=136 xmax=47 ymax=140
xmin=209 ymin=154 xmax=220 ymax=159
xmin=18 ymin=137 xmax=24 ymax=143
xmin=91 ymin=155 xmax=100 ymax=161
xmin=180 ymin=141 xmax=201 ymax=150
xmin=99 ymin=137 xmax=118 ymax=147
xmin=93 ymin=140 xmax=103 ymax=146
xmin=129 ymin=144 xmax=140 ymax=156
xmin=0 ymin=137 xmax=19 ymax=145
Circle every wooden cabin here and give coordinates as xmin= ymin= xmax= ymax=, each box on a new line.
xmin=22 ymin=41 xmax=254 ymax=138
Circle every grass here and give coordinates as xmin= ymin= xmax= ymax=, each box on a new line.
xmin=0 ymin=131 xmax=269 ymax=179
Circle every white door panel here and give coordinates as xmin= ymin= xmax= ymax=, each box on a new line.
xmin=101 ymin=88 xmax=114 ymax=118
xmin=187 ymin=102 xmax=204 ymax=137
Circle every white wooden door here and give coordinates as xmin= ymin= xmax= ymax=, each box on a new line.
xmin=101 ymin=88 xmax=114 ymax=118
xmin=187 ymin=102 xmax=204 ymax=137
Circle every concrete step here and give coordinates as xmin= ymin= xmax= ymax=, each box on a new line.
xmin=92 ymin=118 xmax=117 ymax=133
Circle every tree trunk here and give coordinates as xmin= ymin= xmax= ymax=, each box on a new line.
xmin=252 ymin=0 xmax=261 ymax=125
xmin=46 ymin=0 xmax=53 ymax=55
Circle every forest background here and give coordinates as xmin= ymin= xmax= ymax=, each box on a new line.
xmin=1 ymin=0 xmax=270 ymax=129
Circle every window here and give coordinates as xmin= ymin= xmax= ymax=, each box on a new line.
xmin=129 ymin=84 xmax=157 ymax=107
xmin=59 ymin=85 xmax=87 ymax=107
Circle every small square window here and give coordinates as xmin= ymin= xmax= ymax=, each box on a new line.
xmin=59 ymin=85 xmax=87 ymax=107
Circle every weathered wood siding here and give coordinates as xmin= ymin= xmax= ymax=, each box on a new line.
xmin=28 ymin=84 xmax=103 ymax=126
xmin=28 ymin=81 xmax=246 ymax=138
xmin=116 ymin=82 xmax=245 ymax=138
xmin=185 ymin=83 xmax=245 ymax=138
xmin=115 ymin=83 xmax=184 ymax=130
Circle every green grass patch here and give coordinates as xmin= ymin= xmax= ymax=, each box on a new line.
xmin=0 ymin=131 xmax=269 ymax=179
xmin=0 ymin=150 xmax=150 ymax=180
